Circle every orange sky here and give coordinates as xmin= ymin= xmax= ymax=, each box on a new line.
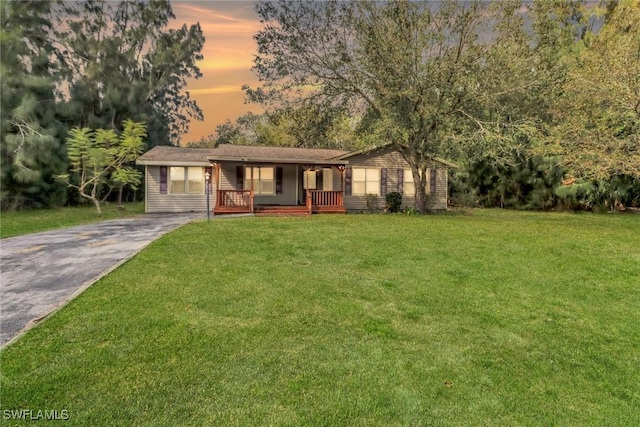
xmin=172 ymin=1 xmax=264 ymax=144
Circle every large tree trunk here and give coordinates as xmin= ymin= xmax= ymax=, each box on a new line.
xmin=413 ymin=167 xmax=428 ymax=214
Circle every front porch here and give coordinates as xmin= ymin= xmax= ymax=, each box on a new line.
xmin=213 ymin=189 xmax=345 ymax=215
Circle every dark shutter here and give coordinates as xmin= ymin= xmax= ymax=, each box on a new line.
xmin=159 ymin=166 xmax=167 ymax=194
xmin=205 ymin=166 xmax=213 ymax=194
xmin=236 ymin=166 xmax=244 ymax=190
xmin=276 ymin=167 xmax=283 ymax=194
xmin=397 ymin=169 xmax=403 ymax=193
xmin=381 ymin=168 xmax=387 ymax=197
xmin=345 ymin=166 xmax=352 ymax=196
xmin=430 ymin=169 xmax=437 ymax=196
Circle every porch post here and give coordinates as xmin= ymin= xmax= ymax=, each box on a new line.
xmin=214 ymin=162 xmax=221 ymax=210
xmin=296 ymin=164 xmax=299 ymax=205
xmin=339 ymin=165 xmax=346 ymax=208
xmin=215 ymin=162 xmax=220 ymax=192
xmin=250 ymin=165 xmax=255 ymax=214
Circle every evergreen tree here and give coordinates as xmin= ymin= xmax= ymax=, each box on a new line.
xmin=1 ymin=0 xmax=67 ymax=210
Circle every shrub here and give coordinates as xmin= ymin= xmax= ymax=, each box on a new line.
xmin=385 ymin=192 xmax=402 ymax=213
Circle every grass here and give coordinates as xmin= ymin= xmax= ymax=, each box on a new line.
xmin=1 ymin=210 xmax=639 ymax=426
xmin=0 ymin=202 xmax=145 ymax=238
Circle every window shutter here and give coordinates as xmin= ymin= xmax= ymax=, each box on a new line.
xmin=236 ymin=166 xmax=244 ymax=190
xmin=276 ymin=167 xmax=283 ymax=194
xmin=397 ymin=169 xmax=403 ymax=193
xmin=205 ymin=166 xmax=213 ymax=194
xmin=381 ymin=168 xmax=387 ymax=197
xmin=430 ymin=169 xmax=437 ymax=196
xmin=345 ymin=166 xmax=352 ymax=196
xmin=159 ymin=166 xmax=167 ymax=194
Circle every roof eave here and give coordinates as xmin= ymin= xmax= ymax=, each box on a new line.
xmin=334 ymin=143 xmax=458 ymax=168
xmin=136 ymin=160 xmax=212 ymax=166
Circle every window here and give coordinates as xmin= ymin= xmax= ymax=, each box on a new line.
xmin=352 ymin=168 xmax=380 ymax=196
xmin=403 ymin=169 xmax=429 ymax=196
xmin=187 ymin=167 xmax=204 ymax=194
xmin=303 ymin=170 xmax=317 ymax=190
xmin=322 ymin=168 xmax=333 ymax=191
xmin=244 ymin=166 xmax=275 ymax=195
xmin=404 ymin=169 xmax=414 ymax=196
xmin=170 ymin=167 xmax=185 ymax=194
xmin=169 ymin=167 xmax=204 ymax=194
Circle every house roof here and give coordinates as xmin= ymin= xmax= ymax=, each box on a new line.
xmin=136 ymin=143 xmax=457 ymax=168
xmin=334 ymin=142 xmax=458 ymax=168
xmin=136 ymin=146 xmax=216 ymax=166
xmin=207 ymin=144 xmax=349 ymax=164
xmin=137 ymin=144 xmax=349 ymax=166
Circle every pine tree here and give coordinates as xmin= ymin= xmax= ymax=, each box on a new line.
xmin=1 ymin=0 xmax=67 ymax=210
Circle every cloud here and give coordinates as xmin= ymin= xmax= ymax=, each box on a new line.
xmin=172 ymin=1 xmax=264 ymax=143
xmin=189 ymin=85 xmax=244 ymax=95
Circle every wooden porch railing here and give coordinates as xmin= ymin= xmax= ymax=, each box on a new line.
xmin=309 ymin=190 xmax=343 ymax=207
xmin=216 ymin=189 xmax=253 ymax=212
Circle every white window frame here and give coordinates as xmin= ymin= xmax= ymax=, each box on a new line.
xmin=352 ymin=168 xmax=380 ymax=196
xmin=169 ymin=167 xmax=205 ymax=194
xmin=245 ymin=166 xmax=275 ymax=195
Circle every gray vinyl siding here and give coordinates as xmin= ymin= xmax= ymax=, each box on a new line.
xmin=344 ymin=147 xmax=448 ymax=211
xmin=145 ymin=166 xmax=213 ymax=213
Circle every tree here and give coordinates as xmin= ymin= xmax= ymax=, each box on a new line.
xmin=550 ymin=0 xmax=640 ymax=180
xmin=212 ymin=108 xmax=362 ymax=149
xmin=246 ymin=0 xmax=553 ymax=212
xmin=54 ymin=0 xmax=205 ymax=146
xmin=58 ymin=120 xmax=147 ymax=215
xmin=0 ymin=0 xmax=67 ymax=210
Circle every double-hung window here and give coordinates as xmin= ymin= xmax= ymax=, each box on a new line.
xmin=352 ymin=168 xmax=380 ymax=196
xmin=244 ymin=166 xmax=275 ymax=195
xmin=170 ymin=167 xmax=204 ymax=194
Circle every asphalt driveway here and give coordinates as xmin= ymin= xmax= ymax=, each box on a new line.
xmin=0 ymin=213 xmax=201 ymax=346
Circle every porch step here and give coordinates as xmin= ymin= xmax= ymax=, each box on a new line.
xmin=214 ymin=206 xmax=251 ymax=215
xmin=255 ymin=205 xmax=310 ymax=216
xmin=312 ymin=206 xmax=346 ymax=214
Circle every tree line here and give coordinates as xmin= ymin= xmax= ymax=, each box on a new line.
xmin=201 ymin=0 xmax=638 ymax=213
xmin=1 ymin=0 xmax=204 ymax=210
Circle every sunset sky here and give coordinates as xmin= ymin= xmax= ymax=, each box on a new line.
xmin=172 ymin=1 xmax=264 ymax=144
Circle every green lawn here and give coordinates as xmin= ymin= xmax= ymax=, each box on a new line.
xmin=2 ymin=210 xmax=639 ymax=426
xmin=0 ymin=202 xmax=145 ymax=238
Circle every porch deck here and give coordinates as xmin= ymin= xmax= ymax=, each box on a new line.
xmin=213 ymin=190 xmax=346 ymax=216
